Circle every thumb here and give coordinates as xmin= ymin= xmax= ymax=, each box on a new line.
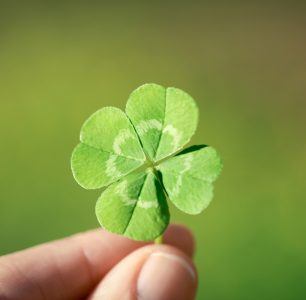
xmin=88 ymin=244 xmax=197 ymax=300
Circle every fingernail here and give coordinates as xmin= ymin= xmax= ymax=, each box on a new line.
xmin=137 ymin=252 xmax=197 ymax=300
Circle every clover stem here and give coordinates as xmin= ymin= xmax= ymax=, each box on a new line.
xmin=154 ymin=235 xmax=163 ymax=244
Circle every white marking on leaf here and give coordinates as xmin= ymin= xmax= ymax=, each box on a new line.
xmin=113 ymin=129 xmax=136 ymax=155
xmin=115 ymin=179 xmax=158 ymax=209
xmin=135 ymin=119 xmax=162 ymax=136
xmin=137 ymin=200 xmax=158 ymax=209
xmin=115 ymin=180 xmax=137 ymax=206
xmin=163 ymin=124 xmax=182 ymax=151
xmin=171 ymin=155 xmax=193 ymax=196
xmin=105 ymin=154 xmax=122 ymax=179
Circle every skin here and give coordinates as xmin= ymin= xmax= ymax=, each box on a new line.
xmin=0 ymin=224 xmax=197 ymax=300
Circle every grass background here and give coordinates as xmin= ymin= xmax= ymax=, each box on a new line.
xmin=0 ymin=1 xmax=305 ymax=299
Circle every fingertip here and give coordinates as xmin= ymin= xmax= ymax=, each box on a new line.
xmin=89 ymin=244 xmax=198 ymax=300
xmin=137 ymin=245 xmax=198 ymax=300
xmin=164 ymin=224 xmax=195 ymax=257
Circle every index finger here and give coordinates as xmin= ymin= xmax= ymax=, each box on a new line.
xmin=0 ymin=224 xmax=194 ymax=300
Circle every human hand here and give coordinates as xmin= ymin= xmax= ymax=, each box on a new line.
xmin=0 ymin=224 xmax=197 ymax=300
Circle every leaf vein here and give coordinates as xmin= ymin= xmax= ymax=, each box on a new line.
xmin=122 ymin=173 xmax=149 ymax=234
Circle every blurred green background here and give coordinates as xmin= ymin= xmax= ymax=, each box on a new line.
xmin=1 ymin=1 xmax=306 ymax=299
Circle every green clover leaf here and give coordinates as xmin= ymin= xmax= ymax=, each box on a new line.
xmin=71 ymin=83 xmax=222 ymax=241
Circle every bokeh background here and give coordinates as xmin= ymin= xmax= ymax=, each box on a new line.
xmin=1 ymin=1 xmax=306 ymax=299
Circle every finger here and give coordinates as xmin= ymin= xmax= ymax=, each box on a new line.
xmin=0 ymin=229 xmax=145 ymax=300
xmin=0 ymin=224 xmax=194 ymax=300
xmin=163 ymin=223 xmax=195 ymax=257
xmin=89 ymin=244 xmax=197 ymax=300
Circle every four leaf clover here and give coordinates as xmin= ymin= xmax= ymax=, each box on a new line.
xmin=71 ymin=83 xmax=222 ymax=241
